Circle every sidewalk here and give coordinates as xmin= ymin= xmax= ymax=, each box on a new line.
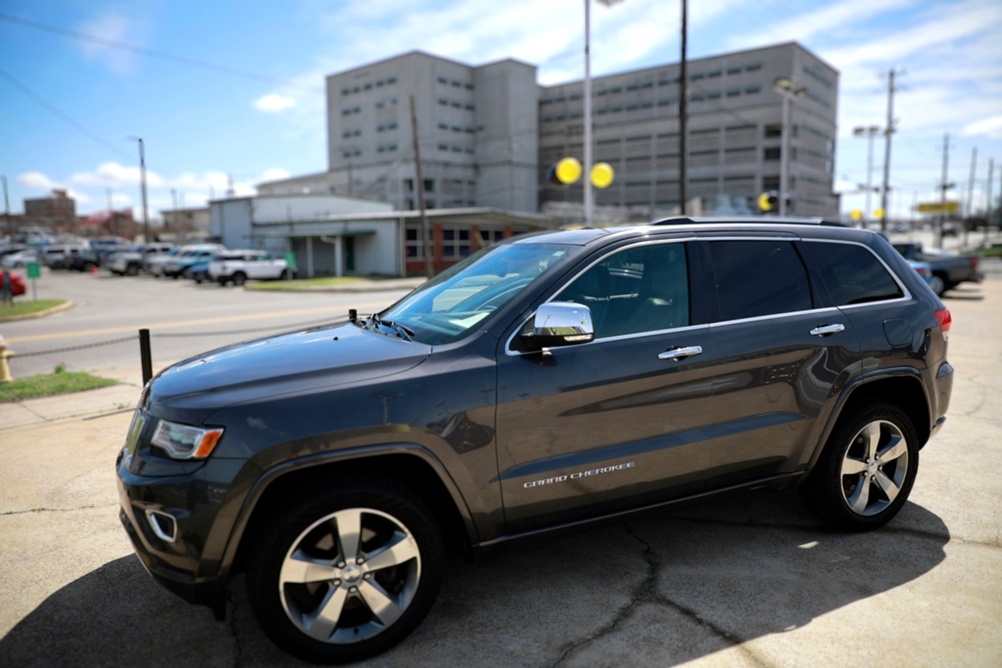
xmin=0 ymin=367 xmax=144 ymax=430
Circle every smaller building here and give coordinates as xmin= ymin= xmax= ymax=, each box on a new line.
xmin=24 ymin=189 xmax=76 ymax=219
xmin=209 ymin=193 xmax=554 ymax=277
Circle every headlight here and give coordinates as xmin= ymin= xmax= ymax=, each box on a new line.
xmin=151 ymin=419 xmax=224 ymax=460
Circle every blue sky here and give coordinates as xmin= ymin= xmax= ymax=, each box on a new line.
xmin=2 ymin=0 xmax=1001 ymax=223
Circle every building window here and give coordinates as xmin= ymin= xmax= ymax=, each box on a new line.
xmin=764 ymin=147 xmax=781 ymax=161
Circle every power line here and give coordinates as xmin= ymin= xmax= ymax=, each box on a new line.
xmin=0 ymin=12 xmax=322 ymax=92
xmin=0 ymin=66 xmax=133 ymax=160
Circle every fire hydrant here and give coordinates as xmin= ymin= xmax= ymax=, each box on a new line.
xmin=0 ymin=334 xmax=14 ymax=383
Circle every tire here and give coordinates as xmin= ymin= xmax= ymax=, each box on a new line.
xmin=280 ymin=269 xmax=290 ymax=280
xmin=245 ymin=476 xmax=444 ymax=664
xmin=232 ymin=272 xmax=247 ymax=287
xmin=799 ymin=402 xmax=918 ymax=531
xmin=126 ymin=264 xmax=139 ymax=276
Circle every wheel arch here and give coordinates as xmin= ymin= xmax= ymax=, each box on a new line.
xmin=809 ymin=371 xmax=932 ymax=471
xmin=224 ymin=448 xmax=477 ymax=578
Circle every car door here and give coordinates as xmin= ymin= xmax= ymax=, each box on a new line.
xmin=691 ymin=237 xmax=861 ymax=486
xmin=495 ymin=240 xmax=723 ymax=532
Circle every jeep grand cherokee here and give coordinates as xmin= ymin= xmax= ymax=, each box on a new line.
xmin=117 ymin=217 xmax=952 ymax=663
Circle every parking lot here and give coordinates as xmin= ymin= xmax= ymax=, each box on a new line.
xmin=1 ymin=267 xmax=1000 ymax=667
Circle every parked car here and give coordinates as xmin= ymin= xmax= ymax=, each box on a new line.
xmin=0 ymin=269 xmax=27 ymax=297
xmin=892 ymin=241 xmax=983 ymax=294
xmin=1 ymin=249 xmax=39 ymax=269
xmin=118 ymin=217 xmax=953 ymax=664
xmin=907 ymin=260 xmax=944 ymax=296
xmin=143 ymin=247 xmax=182 ymax=277
xmin=208 ymin=249 xmax=294 ymax=286
xmin=41 ymin=243 xmax=90 ymax=270
xmin=108 ymin=243 xmax=176 ymax=276
xmin=162 ymin=245 xmax=226 ymax=279
xmin=183 ymin=257 xmax=213 ymax=283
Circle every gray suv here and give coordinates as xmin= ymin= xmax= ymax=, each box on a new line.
xmin=117 ymin=217 xmax=953 ymax=663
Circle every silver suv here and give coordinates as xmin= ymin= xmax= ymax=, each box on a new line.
xmin=208 ymin=249 xmax=293 ymax=286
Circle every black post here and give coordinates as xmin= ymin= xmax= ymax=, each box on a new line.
xmin=139 ymin=328 xmax=153 ymax=386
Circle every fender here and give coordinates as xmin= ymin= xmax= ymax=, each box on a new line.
xmin=215 ymin=441 xmax=480 ymax=580
xmin=804 ymin=365 xmax=930 ymax=472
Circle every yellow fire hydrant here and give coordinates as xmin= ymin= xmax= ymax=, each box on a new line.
xmin=0 ymin=334 xmax=14 ymax=383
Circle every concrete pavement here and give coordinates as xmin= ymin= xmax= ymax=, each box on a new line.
xmin=1 ymin=280 xmax=1000 ymax=667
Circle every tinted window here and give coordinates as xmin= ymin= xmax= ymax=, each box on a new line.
xmin=560 ymin=243 xmax=689 ymax=338
xmin=709 ymin=240 xmax=811 ymax=321
xmin=803 ymin=242 xmax=903 ymax=305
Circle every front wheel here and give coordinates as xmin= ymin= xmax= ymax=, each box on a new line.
xmin=799 ymin=402 xmax=918 ymax=531
xmin=245 ymin=477 xmax=444 ymax=664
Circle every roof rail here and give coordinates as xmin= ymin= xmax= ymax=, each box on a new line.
xmin=650 ymin=216 xmax=849 ymax=227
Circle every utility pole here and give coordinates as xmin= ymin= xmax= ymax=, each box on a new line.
xmin=583 ymin=0 xmax=593 ymax=226
xmin=879 ymin=69 xmax=901 ymax=233
xmin=409 ymin=95 xmax=433 ymax=278
xmin=986 ymin=159 xmax=994 ymax=245
xmin=2 ymin=175 xmax=11 ymax=239
xmin=938 ymin=132 xmax=951 ymax=248
xmin=965 ymin=147 xmax=977 ymax=248
xmin=679 ymin=0 xmax=688 ymax=214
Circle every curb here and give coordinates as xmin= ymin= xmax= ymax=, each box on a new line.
xmin=0 ymin=300 xmax=75 ymax=323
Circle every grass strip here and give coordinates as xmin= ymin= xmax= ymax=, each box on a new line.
xmin=0 ymin=368 xmax=118 ymax=402
xmin=0 ymin=299 xmax=67 ymax=321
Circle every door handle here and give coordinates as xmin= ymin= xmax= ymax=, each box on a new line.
xmin=809 ymin=324 xmax=845 ymax=337
xmin=658 ymin=345 xmax=703 ymax=361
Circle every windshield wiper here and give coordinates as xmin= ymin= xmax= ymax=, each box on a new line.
xmin=365 ymin=314 xmax=414 ymax=341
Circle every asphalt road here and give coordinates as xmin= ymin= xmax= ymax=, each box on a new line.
xmin=1 ymin=270 xmax=413 ymax=379
xmin=0 ymin=269 xmax=1000 ymax=667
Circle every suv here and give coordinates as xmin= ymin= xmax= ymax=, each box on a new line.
xmin=162 ymin=244 xmax=226 ymax=279
xmin=117 ymin=218 xmax=953 ymax=664
xmin=208 ymin=249 xmax=294 ymax=286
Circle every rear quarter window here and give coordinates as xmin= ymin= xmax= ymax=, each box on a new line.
xmin=803 ymin=242 xmax=903 ymax=306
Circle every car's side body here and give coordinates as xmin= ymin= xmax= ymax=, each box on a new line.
xmin=117 ymin=219 xmax=952 ymax=663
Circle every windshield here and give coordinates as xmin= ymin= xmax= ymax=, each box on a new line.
xmin=376 ymin=242 xmax=576 ymax=345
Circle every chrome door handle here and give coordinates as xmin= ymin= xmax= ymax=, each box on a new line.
xmin=810 ymin=324 xmax=845 ymax=337
xmin=658 ymin=345 xmax=703 ymax=361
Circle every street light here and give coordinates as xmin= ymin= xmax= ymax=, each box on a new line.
xmin=853 ymin=125 xmax=881 ymax=227
xmin=583 ymin=0 xmax=623 ymax=226
xmin=773 ymin=77 xmax=805 ymax=217
xmin=128 ymin=136 xmax=151 ymax=243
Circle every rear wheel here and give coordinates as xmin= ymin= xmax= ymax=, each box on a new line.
xmin=245 ymin=476 xmax=444 ymax=664
xmin=126 ymin=264 xmax=139 ymax=276
xmin=799 ymin=402 xmax=918 ymax=531
xmin=232 ymin=272 xmax=247 ymax=286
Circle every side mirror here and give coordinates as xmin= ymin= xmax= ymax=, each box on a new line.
xmin=520 ymin=301 xmax=595 ymax=351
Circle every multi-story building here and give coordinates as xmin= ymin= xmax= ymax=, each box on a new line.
xmin=24 ymin=189 xmax=77 ymax=221
xmin=259 ymin=41 xmax=838 ymax=220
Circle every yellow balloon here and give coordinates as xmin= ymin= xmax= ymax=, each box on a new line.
xmin=554 ymin=157 xmax=582 ymax=185
xmin=590 ymin=162 xmax=615 ymax=189
xmin=757 ymin=192 xmax=773 ymax=212
xmin=873 ymin=208 xmax=884 ymax=219
xmin=850 ymin=209 xmax=863 ymax=220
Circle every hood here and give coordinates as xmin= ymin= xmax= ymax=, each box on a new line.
xmin=148 ymin=322 xmax=431 ymax=413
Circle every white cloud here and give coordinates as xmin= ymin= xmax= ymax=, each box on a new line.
xmin=260 ymin=168 xmax=291 ymax=182
xmin=962 ymin=115 xmax=1002 ymax=140
xmin=70 ymin=162 xmax=165 ymax=189
xmin=254 ymin=93 xmax=298 ymax=112
xmin=17 ymin=171 xmax=62 ymax=191
xmin=78 ymin=14 xmax=142 ymax=75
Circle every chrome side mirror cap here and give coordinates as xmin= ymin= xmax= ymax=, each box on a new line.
xmin=520 ymin=301 xmax=594 ymax=350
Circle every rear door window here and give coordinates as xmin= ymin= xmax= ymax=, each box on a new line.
xmin=707 ymin=240 xmax=812 ymax=321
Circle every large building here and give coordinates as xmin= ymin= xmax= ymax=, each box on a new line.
xmin=258 ymin=41 xmax=839 ymax=221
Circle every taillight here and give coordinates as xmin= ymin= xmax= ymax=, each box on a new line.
xmin=970 ymin=256 xmax=980 ymax=269
xmin=935 ymin=307 xmax=951 ymax=333
xmin=914 ymin=266 xmax=931 ymax=278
